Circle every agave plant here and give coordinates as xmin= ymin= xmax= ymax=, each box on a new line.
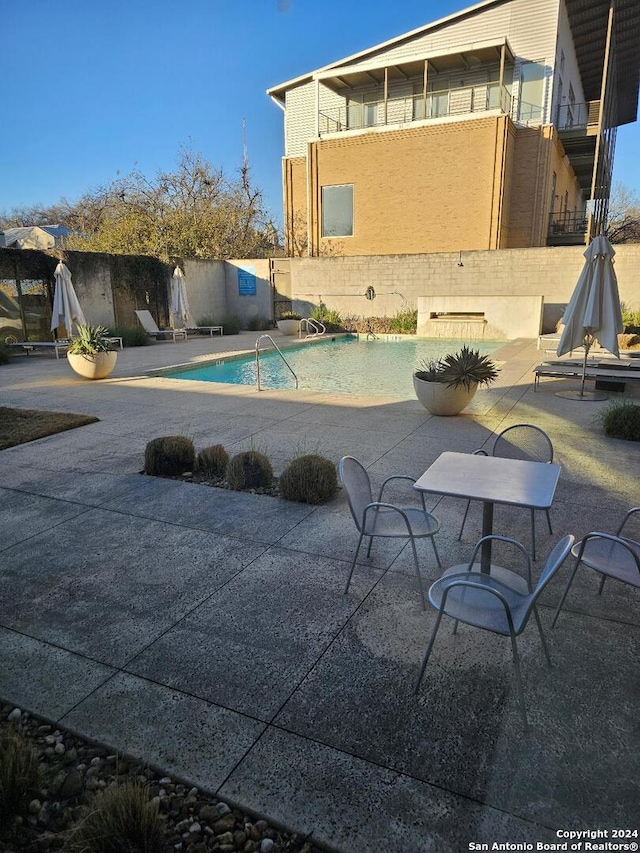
xmin=67 ymin=325 xmax=114 ymax=355
xmin=415 ymin=346 xmax=499 ymax=390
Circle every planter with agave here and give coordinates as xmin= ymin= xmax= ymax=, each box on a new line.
xmin=277 ymin=311 xmax=302 ymax=336
xmin=413 ymin=345 xmax=499 ymax=415
xmin=67 ymin=325 xmax=118 ymax=380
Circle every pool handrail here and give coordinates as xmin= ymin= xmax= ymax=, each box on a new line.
xmin=255 ymin=334 xmax=299 ymax=391
xmin=300 ymin=318 xmax=325 ymax=338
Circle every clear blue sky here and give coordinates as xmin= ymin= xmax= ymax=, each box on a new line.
xmin=2 ymin=0 xmax=638 ymax=226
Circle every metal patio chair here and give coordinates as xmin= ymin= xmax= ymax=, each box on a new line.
xmin=552 ymin=507 xmax=640 ymax=628
xmin=338 ymin=456 xmax=442 ymax=610
xmin=415 ymin=534 xmax=575 ymax=730
xmin=458 ymin=423 xmax=555 ymax=559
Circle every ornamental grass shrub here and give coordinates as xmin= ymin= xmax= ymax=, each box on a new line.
xmin=227 ymin=450 xmax=273 ymax=490
xmin=598 ymin=400 xmax=640 ymax=442
xmin=279 ymin=454 xmax=338 ymax=504
xmin=246 ymin=316 xmax=272 ymax=331
xmin=144 ymin=436 xmax=195 ymax=476
xmin=107 ymin=325 xmax=150 ymax=347
xmin=221 ymin=316 xmax=240 ymax=335
xmin=196 ymin=444 xmax=229 ymax=478
xmin=0 ymin=731 xmax=39 ymax=823
xmin=65 ymin=780 xmax=167 ymax=853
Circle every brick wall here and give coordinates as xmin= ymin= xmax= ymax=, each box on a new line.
xmin=290 ymin=117 xmax=509 ymax=257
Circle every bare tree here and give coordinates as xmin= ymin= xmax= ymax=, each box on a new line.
xmin=605 ymin=182 xmax=640 ymax=244
xmin=1 ymin=145 xmax=276 ymax=260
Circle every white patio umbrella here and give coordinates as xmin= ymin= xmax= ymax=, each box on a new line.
xmin=556 ymin=235 xmax=623 ymax=400
xmin=50 ymin=262 xmax=86 ymax=338
xmin=170 ymin=266 xmax=192 ymax=329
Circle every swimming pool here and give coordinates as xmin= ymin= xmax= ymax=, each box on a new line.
xmin=163 ymin=336 xmax=503 ymax=398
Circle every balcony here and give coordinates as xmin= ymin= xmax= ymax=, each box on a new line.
xmin=318 ymin=82 xmax=512 ymax=136
xmin=547 ymin=210 xmax=588 ymax=246
xmin=556 ymin=102 xmax=602 ymax=192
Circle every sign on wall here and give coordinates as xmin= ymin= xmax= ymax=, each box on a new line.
xmin=238 ymin=266 xmax=257 ymax=296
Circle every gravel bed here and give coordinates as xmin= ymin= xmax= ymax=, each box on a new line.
xmin=0 ymin=704 xmax=327 ymax=853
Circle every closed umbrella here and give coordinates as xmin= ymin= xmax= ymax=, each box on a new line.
xmin=170 ymin=266 xmax=192 ymax=329
xmin=51 ymin=262 xmax=86 ymax=338
xmin=556 ymin=235 xmax=623 ymax=400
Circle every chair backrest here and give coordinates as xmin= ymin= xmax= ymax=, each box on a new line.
xmin=338 ymin=456 xmax=373 ymax=532
xmin=527 ymin=535 xmax=575 ymax=614
xmin=492 ymin=424 xmax=554 ymax=463
xmin=134 ymin=310 xmax=160 ymax=334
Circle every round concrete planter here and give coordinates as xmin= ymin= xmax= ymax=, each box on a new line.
xmin=67 ymin=351 xmax=118 ymax=380
xmin=413 ymin=375 xmax=477 ymax=416
xmin=277 ymin=319 xmax=300 ymax=336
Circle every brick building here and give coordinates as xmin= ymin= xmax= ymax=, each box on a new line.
xmin=267 ymin=0 xmax=639 ymax=257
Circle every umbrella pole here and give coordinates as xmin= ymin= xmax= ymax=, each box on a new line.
xmin=580 ymin=346 xmax=589 ymax=398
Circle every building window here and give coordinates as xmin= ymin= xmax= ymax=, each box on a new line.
xmin=322 ymin=184 xmax=354 ymax=237
xmin=347 ymin=92 xmax=379 ymax=129
xmin=518 ymin=60 xmax=546 ymax=122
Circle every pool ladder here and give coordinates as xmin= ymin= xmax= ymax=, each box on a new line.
xmin=255 ymin=334 xmax=298 ymax=391
xmin=300 ymin=318 xmax=326 ymax=338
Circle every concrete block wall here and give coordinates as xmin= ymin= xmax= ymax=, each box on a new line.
xmin=289 ymin=244 xmax=640 ymax=335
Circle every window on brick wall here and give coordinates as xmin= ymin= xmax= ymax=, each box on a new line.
xmin=321 ymin=184 xmax=354 ymax=237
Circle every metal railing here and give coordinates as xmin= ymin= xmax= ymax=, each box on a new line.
xmin=548 ymin=210 xmax=588 ymax=240
xmin=556 ymin=101 xmax=600 ymax=131
xmin=318 ymin=83 xmax=512 ymax=135
xmin=255 ymin=334 xmax=298 ymax=391
xmin=300 ymin=318 xmax=325 ymax=338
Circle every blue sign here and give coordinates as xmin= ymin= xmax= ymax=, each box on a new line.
xmin=238 ymin=267 xmax=257 ymax=296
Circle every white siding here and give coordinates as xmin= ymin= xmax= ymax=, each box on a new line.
xmin=552 ymin=0 xmax=586 ymax=123
xmin=282 ymin=0 xmax=564 ymax=153
xmin=332 ymin=0 xmax=559 ymax=72
xmin=285 ymin=82 xmax=316 ymax=157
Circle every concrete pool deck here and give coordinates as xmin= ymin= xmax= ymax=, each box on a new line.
xmin=1 ymin=332 xmax=639 ymax=852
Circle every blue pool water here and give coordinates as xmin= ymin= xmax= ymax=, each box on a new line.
xmin=163 ymin=336 xmax=503 ymax=398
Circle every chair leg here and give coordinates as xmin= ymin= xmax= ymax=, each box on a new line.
xmin=345 ymin=532 xmax=365 ymax=595
xmin=509 ymin=633 xmax=529 ymax=731
xmin=551 ymin=560 xmax=580 ymax=628
xmin=532 ymin=605 xmax=552 ymax=666
xmin=545 ymin=508 xmax=553 ymax=535
xmin=458 ymin=499 xmax=472 ymax=540
xmin=598 ymin=574 xmax=607 ymax=595
xmin=530 ymin=509 xmax=537 ymax=561
xmin=409 ymin=534 xmax=426 ymax=610
xmin=430 ymin=535 xmax=442 ymax=569
xmin=366 ymin=536 xmax=374 ymax=557
xmin=414 ymin=609 xmax=444 ymax=694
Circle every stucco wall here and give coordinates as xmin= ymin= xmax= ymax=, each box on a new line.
xmin=224 ymin=260 xmax=272 ymax=324
xmin=289 ymin=244 xmax=640 ymax=335
xmin=182 ymin=259 xmax=226 ymax=324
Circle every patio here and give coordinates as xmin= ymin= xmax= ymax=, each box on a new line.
xmin=0 ymin=333 xmax=638 ymax=851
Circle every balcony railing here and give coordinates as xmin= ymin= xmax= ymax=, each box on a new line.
xmin=548 ymin=210 xmax=588 ymax=245
xmin=318 ymin=83 xmax=512 ymax=135
xmin=556 ymin=101 xmax=600 ymax=131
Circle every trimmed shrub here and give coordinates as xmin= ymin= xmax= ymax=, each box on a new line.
xmin=107 ymin=325 xmax=150 ymax=347
xmin=144 ymin=436 xmax=195 ymax=476
xmin=65 ymin=780 xmax=167 ymax=853
xmin=221 ymin=316 xmax=240 ymax=335
xmin=599 ymin=400 xmax=640 ymax=442
xmin=0 ymin=731 xmax=39 ymax=822
xmin=0 ymin=345 xmax=10 ymax=365
xmin=227 ymin=450 xmax=273 ymax=490
xmin=279 ymin=454 xmax=338 ymax=504
xmin=196 ymin=444 xmax=229 ymax=477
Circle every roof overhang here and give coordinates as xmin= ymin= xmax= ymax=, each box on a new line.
xmin=565 ymin=0 xmax=639 ymax=127
xmin=314 ymin=38 xmax=515 ymax=92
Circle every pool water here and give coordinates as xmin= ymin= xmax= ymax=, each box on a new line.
xmin=163 ymin=336 xmax=503 ymax=398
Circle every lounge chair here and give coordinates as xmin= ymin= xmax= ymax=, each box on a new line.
xmin=135 ymin=310 xmax=187 ymax=342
